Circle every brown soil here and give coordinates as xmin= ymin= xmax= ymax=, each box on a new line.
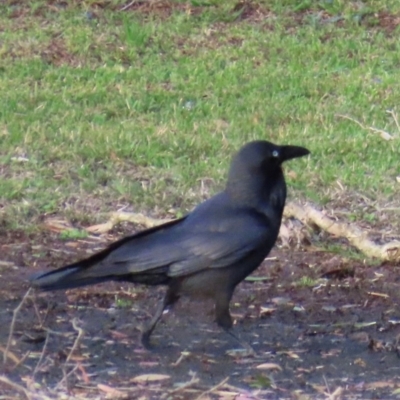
xmin=1 ymin=229 xmax=400 ymax=399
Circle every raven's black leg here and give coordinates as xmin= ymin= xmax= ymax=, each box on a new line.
xmin=215 ymin=291 xmax=255 ymax=355
xmin=141 ymin=287 xmax=179 ymax=349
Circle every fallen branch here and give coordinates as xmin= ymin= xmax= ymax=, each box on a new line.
xmin=284 ymin=202 xmax=400 ymax=261
xmin=86 ymin=212 xmax=170 ymax=234
xmin=85 ymin=202 xmax=400 ymax=261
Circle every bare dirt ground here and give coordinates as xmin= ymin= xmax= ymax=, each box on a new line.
xmin=1 ymin=228 xmax=400 ymax=399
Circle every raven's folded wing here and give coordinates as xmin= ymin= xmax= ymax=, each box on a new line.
xmin=82 ymin=211 xmax=273 ymax=279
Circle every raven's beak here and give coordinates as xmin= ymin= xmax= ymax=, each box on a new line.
xmin=280 ymin=145 xmax=310 ymax=162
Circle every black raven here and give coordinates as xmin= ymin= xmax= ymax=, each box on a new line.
xmin=30 ymin=140 xmax=310 ymax=348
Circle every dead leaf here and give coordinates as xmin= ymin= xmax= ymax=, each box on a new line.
xmin=310 ymin=384 xmax=326 ymax=394
xmin=354 ymin=358 xmax=366 ymax=367
xmin=271 ymin=297 xmax=292 ymax=306
xmin=260 ymin=306 xmax=276 ymax=315
xmin=86 ymin=222 xmax=112 ymax=234
xmin=131 ymin=373 xmax=170 ymax=383
xmin=78 ymin=362 xmax=90 ymax=384
xmin=279 ymin=222 xmax=292 ymax=246
xmin=43 ymin=217 xmax=72 ymax=232
xmin=255 ymin=363 xmax=282 ymax=371
xmin=278 ymin=351 xmax=301 ymax=359
xmin=367 ymin=291 xmax=389 ymax=298
xmin=139 ymin=361 xmax=159 ymax=368
xmin=366 ymin=380 xmax=395 ymax=389
xmin=65 ymin=242 xmax=80 ymax=248
xmin=322 ymin=306 xmax=337 ymax=312
xmin=11 ymin=156 xmax=29 ymax=162
xmin=97 ymin=384 xmax=126 ymax=398
xmin=354 ymin=321 xmax=376 ymax=329
xmin=0 ymin=260 xmax=15 ymax=267
xmin=110 ymin=330 xmax=130 ymax=340
xmin=379 ymin=130 xmax=394 ymax=141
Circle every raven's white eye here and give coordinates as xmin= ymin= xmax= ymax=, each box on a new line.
xmin=272 ymin=150 xmax=279 ymax=158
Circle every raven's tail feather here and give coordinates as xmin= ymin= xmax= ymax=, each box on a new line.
xmin=30 ymin=258 xmax=171 ymax=290
xmin=30 ymin=217 xmax=184 ymax=291
xmin=30 ymin=265 xmax=170 ymax=290
xmin=29 ymin=264 xmax=114 ymax=291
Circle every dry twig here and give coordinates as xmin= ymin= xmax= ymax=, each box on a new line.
xmin=194 ymin=376 xmax=229 ymax=400
xmin=336 ymin=114 xmax=396 ymax=140
xmin=3 ymin=288 xmax=32 ymax=365
xmin=387 ymin=109 xmax=400 ymax=133
xmin=120 ymin=0 xmax=138 ymax=11
xmin=55 ymin=364 xmax=80 ymax=391
xmin=66 ymin=318 xmax=85 ymax=363
xmin=32 ymin=331 xmax=50 ymax=378
xmin=169 ymin=373 xmax=200 ymax=395
xmin=0 ymin=375 xmax=31 ymax=400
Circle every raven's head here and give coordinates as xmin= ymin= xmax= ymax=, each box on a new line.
xmin=226 ymin=140 xmax=310 ymax=207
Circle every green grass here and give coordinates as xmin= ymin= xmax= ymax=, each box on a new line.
xmin=1 ymin=0 xmax=400 ymax=230
xmin=114 ymin=296 xmax=134 ymax=308
xmin=294 ymin=276 xmax=319 ymax=288
xmin=59 ymin=228 xmax=89 ymax=240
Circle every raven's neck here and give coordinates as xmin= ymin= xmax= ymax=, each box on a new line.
xmin=226 ymin=168 xmax=287 ymax=221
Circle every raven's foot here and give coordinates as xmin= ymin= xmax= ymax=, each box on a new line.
xmin=141 ymin=331 xmax=154 ymax=350
xmin=225 ymin=328 xmax=256 ymax=356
